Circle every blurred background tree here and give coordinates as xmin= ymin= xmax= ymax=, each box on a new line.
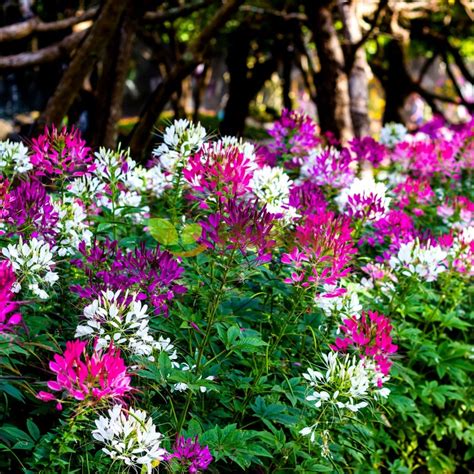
xmin=0 ymin=0 xmax=472 ymax=158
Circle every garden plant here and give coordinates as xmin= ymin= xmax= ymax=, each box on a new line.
xmin=0 ymin=112 xmax=473 ymax=472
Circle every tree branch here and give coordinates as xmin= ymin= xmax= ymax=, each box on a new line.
xmin=0 ymin=8 xmax=97 ymax=42
xmin=144 ymin=0 xmax=214 ymax=22
xmin=0 ymin=30 xmax=86 ymax=70
xmin=129 ymin=0 xmax=244 ymax=159
xmin=354 ymin=0 xmax=388 ymax=51
xmin=39 ymin=0 xmax=135 ymax=126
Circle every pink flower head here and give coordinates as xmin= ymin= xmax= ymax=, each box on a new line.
xmin=0 ymin=176 xmax=14 ymax=225
xmin=0 ymin=261 xmax=22 ymax=333
xmin=165 ymin=436 xmax=213 ymax=473
xmin=289 ymin=181 xmax=327 ymax=215
xmin=37 ymin=340 xmax=132 ymax=410
xmin=393 ymin=177 xmax=435 ymax=210
xmin=331 ymin=311 xmax=398 ymax=380
xmin=30 ymin=126 xmax=93 ymax=177
xmin=184 ymin=143 xmax=255 ymax=200
xmin=282 ymin=211 xmax=356 ymax=288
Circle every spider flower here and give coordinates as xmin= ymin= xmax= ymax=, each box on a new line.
xmin=0 ymin=261 xmax=21 ymax=333
xmin=184 ymin=142 xmax=256 ymax=201
xmin=30 ymin=126 xmax=93 ymax=177
xmin=331 ymin=311 xmax=398 ymax=379
xmin=282 ymin=211 xmax=356 ymax=288
xmin=37 ymin=340 xmax=132 ymax=409
xmin=92 ymin=404 xmax=166 ymax=472
xmin=166 ymin=436 xmax=213 ymax=473
xmin=7 ymin=179 xmax=59 ymax=243
xmin=200 ymin=198 xmax=276 ymax=264
xmin=300 ymin=146 xmax=355 ymax=188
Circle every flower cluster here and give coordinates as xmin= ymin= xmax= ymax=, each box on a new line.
xmin=332 ymin=311 xmax=398 ymax=380
xmin=166 ymin=436 xmax=213 ymax=473
xmin=92 ymin=404 xmax=166 ymax=472
xmin=0 ymin=261 xmax=21 ymax=333
xmin=30 ymin=126 xmax=93 ymax=177
xmin=37 ymin=340 xmax=132 ymax=410
xmin=2 ymin=237 xmax=58 ymax=299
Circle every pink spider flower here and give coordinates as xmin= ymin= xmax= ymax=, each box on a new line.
xmin=183 ymin=143 xmax=255 ymax=201
xmin=393 ymin=177 xmax=435 ymax=210
xmin=331 ymin=311 xmax=398 ymax=381
xmin=0 ymin=176 xmax=14 ymax=227
xmin=37 ymin=340 xmax=132 ymax=410
xmin=30 ymin=126 xmax=94 ymax=177
xmin=282 ymin=211 xmax=356 ymax=289
xmin=0 ymin=261 xmax=22 ymax=333
xmin=349 ymin=136 xmax=387 ymax=167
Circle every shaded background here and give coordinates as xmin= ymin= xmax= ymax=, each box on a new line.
xmin=0 ymin=0 xmax=472 ymax=159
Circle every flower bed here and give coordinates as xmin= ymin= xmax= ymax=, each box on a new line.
xmin=0 ymin=115 xmax=472 ymax=472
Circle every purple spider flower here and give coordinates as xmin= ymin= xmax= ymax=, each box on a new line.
xmin=166 ymin=436 xmax=213 ymax=473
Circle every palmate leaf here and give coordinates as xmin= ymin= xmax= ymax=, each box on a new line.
xmin=199 ymin=424 xmax=273 ymax=469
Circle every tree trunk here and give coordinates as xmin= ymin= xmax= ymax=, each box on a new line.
xmin=92 ymin=12 xmax=137 ymax=148
xmin=337 ymin=0 xmax=370 ymax=137
xmin=39 ymin=0 xmax=133 ymax=127
xmin=307 ymin=0 xmax=353 ymax=142
xmin=128 ymin=0 xmax=244 ymax=160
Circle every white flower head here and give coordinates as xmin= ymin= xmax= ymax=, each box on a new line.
xmin=75 ymin=290 xmax=157 ymax=358
xmin=336 ymin=177 xmax=391 ymax=221
xmin=92 ymin=404 xmax=166 ymax=472
xmin=380 ymin=122 xmax=408 ymax=148
xmin=249 ymin=165 xmax=298 ymax=223
xmin=0 ymin=140 xmax=32 ymax=175
xmin=389 ymin=239 xmax=447 ymax=282
xmin=153 ymin=119 xmax=207 ymax=172
xmin=1 ymin=237 xmax=58 ymax=299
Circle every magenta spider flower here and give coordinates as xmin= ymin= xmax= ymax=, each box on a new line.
xmin=71 ymin=241 xmax=186 ymax=316
xmin=166 ymin=436 xmax=213 ymax=473
xmin=200 ymin=198 xmax=276 ymax=264
xmin=0 ymin=261 xmax=22 ymax=333
xmin=349 ymin=136 xmax=387 ymax=167
xmin=289 ymin=181 xmax=327 ymax=215
xmin=30 ymin=126 xmax=93 ymax=177
xmin=331 ymin=311 xmax=398 ymax=380
xmin=37 ymin=340 xmax=132 ymax=410
xmin=6 ymin=179 xmax=59 ymax=243
xmin=282 ymin=211 xmax=356 ymax=288
xmin=0 ymin=176 xmax=14 ymax=225
xmin=393 ymin=177 xmax=435 ymax=210
xmin=183 ymin=143 xmax=256 ymax=201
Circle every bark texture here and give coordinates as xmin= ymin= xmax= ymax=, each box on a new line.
xmin=307 ymin=0 xmax=353 ymax=142
xmin=338 ymin=0 xmax=370 ymax=136
xmin=39 ymin=0 xmax=133 ymax=127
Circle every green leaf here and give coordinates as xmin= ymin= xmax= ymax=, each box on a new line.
xmin=148 ymin=218 xmax=178 ymax=245
xmin=26 ymin=419 xmax=40 ymax=441
xmin=182 ymin=223 xmax=202 ymax=245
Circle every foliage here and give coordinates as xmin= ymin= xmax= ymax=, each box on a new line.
xmin=0 ymin=112 xmax=472 ymax=473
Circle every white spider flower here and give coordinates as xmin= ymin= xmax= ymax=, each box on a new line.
xmin=93 ymin=147 xmax=137 ymax=184
xmin=302 ymin=353 xmax=372 ymax=413
xmin=315 ymin=284 xmax=363 ymax=320
xmin=54 ymin=198 xmax=92 ymax=256
xmin=1 ymin=237 xmax=58 ymax=299
xmin=75 ymin=290 xmax=158 ymax=358
xmin=389 ymin=239 xmax=447 ymax=282
xmin=379 ymin=122 xmax=407 ymax=148
xmin=153 ymin=119 xmax=207 ymax=172
xmin=0 ymin=140 xmax=32 ymax=174
xmin=67 ymin=174 xmax=108 ymax=206
xmin=92 ymin=404 xmax=166 ymax=473
xmin=249 ymin=165 xmax=298 ymax=222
